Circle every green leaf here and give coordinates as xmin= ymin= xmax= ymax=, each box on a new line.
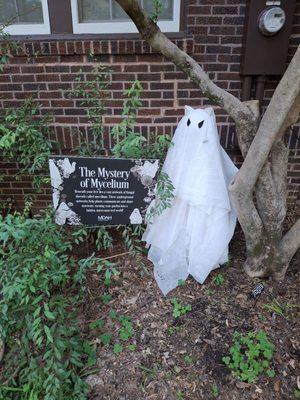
xmin=113 ymin=343 xmax=123 ymax=355
xmin=100 ymin=332 xmax=112 ymax=346
xmin=266 ymin=369 xmax=275 ymax=378
xmin=44 ymin=304 xmax=55 ymax=320
xmin=222 ymin=356 xmax=230 ymax=365
xmin=44 ymin=325 xmax=53 ymax=344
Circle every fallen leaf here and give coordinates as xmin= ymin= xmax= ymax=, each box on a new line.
xmin=255 ymin=386 xmax=263 ymax=393
xmin=274 ymin=380 xmax=281 ymax=392
xmin=235 ymin=381 xmax=251 ymax=389
xmin=203 ymin=339 xmax=216 ymax=346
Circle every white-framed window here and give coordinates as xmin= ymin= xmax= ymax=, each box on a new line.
xmin=0 ymin=0 xmax=50 ymax=35
xmin=71 ymin=0 xmax=181 ymax=34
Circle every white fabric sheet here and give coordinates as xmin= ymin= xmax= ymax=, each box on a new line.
xmin=143 ymin=106 xmax=238 ymax=295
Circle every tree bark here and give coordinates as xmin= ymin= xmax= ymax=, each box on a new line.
xmin=115 ymin=0 xmax=300 ymax=279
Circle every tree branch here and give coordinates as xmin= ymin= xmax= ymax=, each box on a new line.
xmin=116 ymin=0 xmax=300 ymax=275
xmin=255 ymin=163 xmax=283 ymax=237
xmin=115 ymin=0 xmax=255 ymax=131
xmin=276 ymin=218 xmax=300 ymax=279
xmin=270 ymin=140 xmax=289 ymax=228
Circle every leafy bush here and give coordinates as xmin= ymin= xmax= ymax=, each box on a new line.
xmin=0 ymin=29 xmax=20 ymax=72
xmin=0 ymin=212 xmax=97 ymax=399
xmin=111 ymin=80 xmax=172 ymax=160
xmin=68 ymin=63 xmax=111 ymax=156
xmin=222 ymin=330 xmax=275 ymax=383
xmin=0 ymin=99 xmax=53 ymax=186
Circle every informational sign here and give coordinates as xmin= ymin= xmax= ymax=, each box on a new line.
xmin=49 ymin=156 xmax=159 ymax=226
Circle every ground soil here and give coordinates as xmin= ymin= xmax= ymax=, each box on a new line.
xmin=82 ymin=225 xmax=299 ymax=400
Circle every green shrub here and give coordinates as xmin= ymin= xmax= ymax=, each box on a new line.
xmin=111 ymin=80 xmax=172 ymax=160
xmin=68 ymin=63 xmax=111 ymax=156
xmin=0 ymin=212 xmax=97 ymax=399
xmin=170 ymin=298 xmax=192 ymax=318
xmin=0 ymin=99 xmax=54 ymax=187
xmin=222 ymin=330 xmax=275 ymax=383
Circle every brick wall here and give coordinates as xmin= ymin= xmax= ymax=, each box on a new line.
xmin=0 ymin=0 xmax=299 ymax=210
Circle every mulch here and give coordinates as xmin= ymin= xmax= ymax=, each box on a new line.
xmin=82 ymin=225 xmax=299 ymax=400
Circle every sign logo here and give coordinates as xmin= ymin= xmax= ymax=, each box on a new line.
xmin=98 ymin=215 xmax=112 ymax=222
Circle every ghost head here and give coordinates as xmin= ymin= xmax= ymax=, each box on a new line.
xmin=161 ymin=105 xmax=228 ymax=207
xmin=183 ymin=105 xmax=216 ymax=144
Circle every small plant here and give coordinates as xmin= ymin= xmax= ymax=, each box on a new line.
xmin=89 ymin=310 xmax=136 ymax=357
xmin=167 ymin=326 xmax=181 ymax=335
xmin=0 ymin=28 xmax=21 ymax=72
xmin=113 ymin=342 xmax=123 ymax=355
xmin=69 ymin=63 xmax=111 ymax=156
xmin=294 ymin=389 xmax=300 ymax=399
xmin=170 ymin=298 xmax=192 ymax=318
xmin=212 ymin=273 xmax=225 ymax=286
xmin=139 ymin=364 xmax=161 ymax=381
xmin=263 ymin=298 xmax=286 ymax=316
xmin=101 ymin=292 xmax=112 ymax=304
xmin=176 ymin=390 xmax=184 ymax=400
xmin=121 ymin=224 xmax=145 ymax=256
xmin=146 ymin=172 xmax=175 ymax=223
xmin=222 ymin=330 xmax=275 ymax=384
xmin=211 ymin=384 xmax=220 ymax=398
xmin=183 ymin=354 xmax=193 ymax=365
xmin=263 ymin=299 xmax=300 ymax=317
xmin=111 ymin=80 xmax=172 ymax=161
xmin=151 ymin=0 xmax=163 ymax=23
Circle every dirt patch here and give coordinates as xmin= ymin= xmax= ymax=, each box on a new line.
xmin=83 ymin=226 xmax=300 ymax=400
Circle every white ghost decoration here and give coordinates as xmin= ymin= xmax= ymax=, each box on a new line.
xmin=143 ymin=106 xmax=238 ymax=295
xmin=130 ymin=208 xmax=143 ymax=224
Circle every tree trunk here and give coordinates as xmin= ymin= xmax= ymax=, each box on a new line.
xmin=115 ymin=0 xmax=300 ymax=280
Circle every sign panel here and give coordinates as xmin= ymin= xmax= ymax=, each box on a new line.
xmin=49 ymin=156 xmax=159 ymax=226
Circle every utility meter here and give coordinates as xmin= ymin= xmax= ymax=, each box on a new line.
xmin=258 ymin=6 xmax=286 ymax=36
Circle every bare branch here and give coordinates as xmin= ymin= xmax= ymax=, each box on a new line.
xmin=116 ymin=0 xmax=299 ymax=277
xmin=115 ymin=0 xmax=255 ymax=129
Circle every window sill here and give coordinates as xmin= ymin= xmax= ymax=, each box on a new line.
xmin=2 ymin=31 xmax=188 ymax=42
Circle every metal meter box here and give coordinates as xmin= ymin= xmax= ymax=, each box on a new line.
xmin=241 ymin=0 xmax=296 ymax=76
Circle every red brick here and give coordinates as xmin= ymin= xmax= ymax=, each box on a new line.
xmin=0 ymin=0 xmax=298 ymax=210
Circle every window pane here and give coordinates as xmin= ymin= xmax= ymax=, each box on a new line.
xmin=143 ymin=0 xmax=173 ymax=20
xmin=111 ymin=0 xmax=143 ymax=20
xmin=111 ymin=1 xmax=129 ymax=20
xmin=0 ymin=0 xmax=16 ymax=23
xmin=0 ymin=0 xmax=43 ymax=24
xmin=78 ymin=0 xmax=110 ymax=22
xmin=17 ymin=0 xmax=43 ymax=23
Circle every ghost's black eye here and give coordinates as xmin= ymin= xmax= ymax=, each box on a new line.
xmin=198 ymin=120 xmax=204 ymax=128
xmin=187 ymin=118 xmax=191 ymax=126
